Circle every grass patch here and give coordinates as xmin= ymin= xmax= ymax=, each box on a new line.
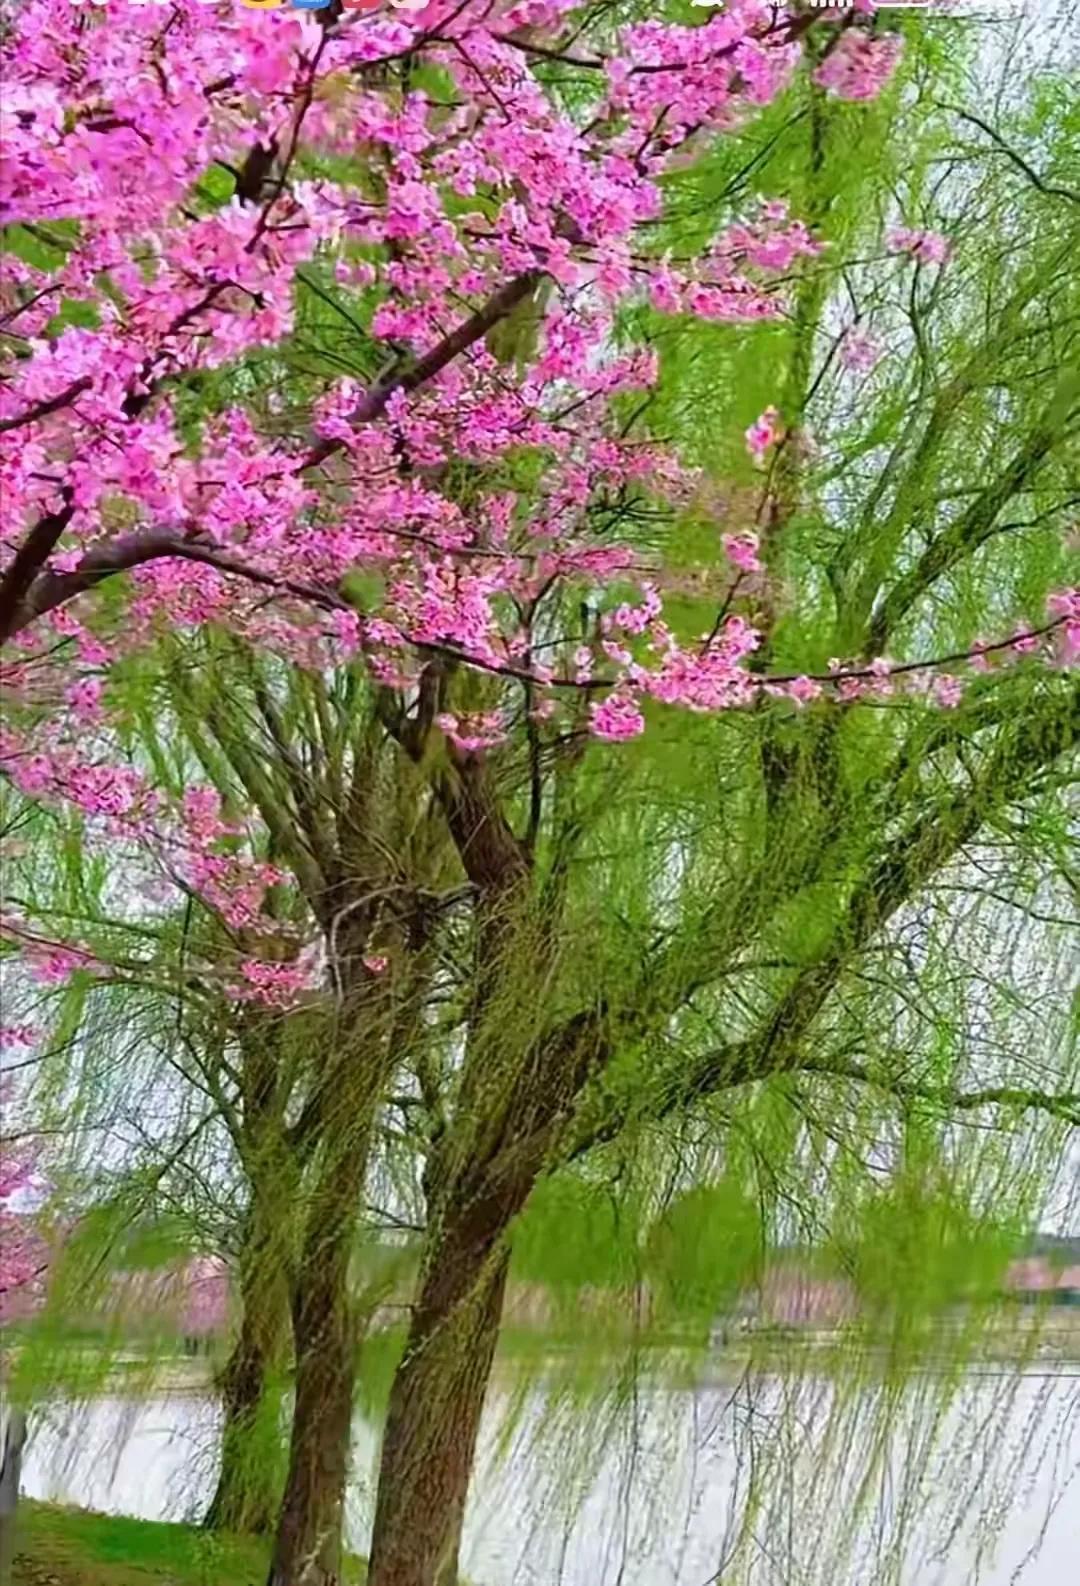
xmin=12 ymin=1500 xmax=367 ymax=1586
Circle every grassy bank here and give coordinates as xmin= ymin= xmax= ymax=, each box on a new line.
xmin=10 ymin=1501 xmax=367 ymax=1586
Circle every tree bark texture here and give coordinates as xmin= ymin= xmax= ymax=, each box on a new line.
xmin=365 ymin=1192 xmax=514 ymax=1586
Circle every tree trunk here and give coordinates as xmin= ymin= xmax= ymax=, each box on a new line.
xmin=205 ymin=1141 xmax=293 ymax=1536
xmin=266 ymin=1136 xmax=370 ymax=1586
xmin=365 ymin=1194 xmax=513 ymax=1586
xmin=203 ymin=1295 xmax=286 ymax=1535
xmin=0 ymin=1410 xmax=28 ymax=1586
xmin=265 ymin=1223 xmax=358 ymax=1586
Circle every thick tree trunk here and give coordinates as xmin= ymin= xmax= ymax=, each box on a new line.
xmin=362 ymin=779 xmax=568 ymax=1586
xmin=365 ymin=1195 xmax=513 ymax=1586
xmin=262 ymin=900 xmax=432 ymax=1583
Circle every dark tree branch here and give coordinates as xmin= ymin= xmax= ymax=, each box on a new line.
xmin=937 ymin=101 xmax=1080 ymax=207
xmin=868 ymin=374 xmax=1080 ymax=652
xmin=0 ymin=380 xmax=91 ymax=435
xmin=2 ymin=274 xmax=545 ymax=643
xmin=299 ymin=269 xmax=544 ymax=471
xmin=0 ymin=488 xmax=74 ymax=639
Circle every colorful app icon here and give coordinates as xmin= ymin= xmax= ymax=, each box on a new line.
xmin=239 ymin=0 xmax=286 ymax=10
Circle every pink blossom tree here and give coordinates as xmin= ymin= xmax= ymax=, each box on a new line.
xmin=2 ymin=5 xmax=1079 ymax=1586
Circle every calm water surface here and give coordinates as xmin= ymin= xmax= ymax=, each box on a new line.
xmin=20 ymin=1368 xmax=1080 ymax=1585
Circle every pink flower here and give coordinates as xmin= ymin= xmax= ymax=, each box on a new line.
xmin=933 ymin=674 xmax=963 ymax=708
xmin=866 ymin=656 xmax=894 ymax=697
xmin=815 ymin=31 xmax=904 ymax=103
xmin=589 ymin=695 xmax=645 ymax=742
xmin=182 ymin=787 xmax=227 ymax=843
xmin=839 ymin=328 xmax=881 ymax=373
xmin=1047 ymin=588 xmax=1080 ymax=621
xmin=363 ymin=954 xmax=388 ymax=976
xmin=1049 ymin=593 xmax=1080 ymax=663
xmin=722 ymin=532 xmax=763 ymax=574
xmin=435 ymin=711 xmax=507 ymax=755
xmin=64 ymin=677 xmax=103 ymax=723
xmin=745 ymin=407 xmax=780 ymax=461
xmin=28 ymin=946 xmax=92 ymax=985
xmin=887 ymin=227 xmax=951 ymax=266
xmin=0 ymin=1025 xmax=37 ymax=1052
xmin=787 ymin=675 xmax=822 ymax=707
xmin=234 ymin=960 xmax=311 ymax=1010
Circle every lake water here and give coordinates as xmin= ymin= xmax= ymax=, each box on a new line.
xmin=19 ymin=1365 xmax=1080 ymax=1585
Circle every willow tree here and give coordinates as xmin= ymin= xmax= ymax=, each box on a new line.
xmin=0 ymin=699 xmax=453 ymax=1546
xmin=1 ymin=5 xmax=924 ymax=1581
xmin=360 ymin=30 xmax=1080 ymax=1586
xmin=0 ymin=886 xmax=301 ymax=1535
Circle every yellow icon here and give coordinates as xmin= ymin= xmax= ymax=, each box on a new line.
xmin=239 ymin=0 xmax=286 ymax=9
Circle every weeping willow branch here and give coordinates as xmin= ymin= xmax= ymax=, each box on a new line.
xmin=792 ymin=1055 xmax=1080 ymax=1127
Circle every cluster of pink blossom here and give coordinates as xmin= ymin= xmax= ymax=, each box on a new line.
xmin=746 ymin=406 xmax=782 ymax=460
xmin=189 ymin=853 xmax=285 ymax=932
xmin=589 ymin=694 xmax=647 ymax=743
xmin=887 ymin=226 xmax=952 ymax=266
xmin=435 ymin=711 xmax=509 ymax=755
xmin=1047 ymin=588 xmax=1080 ymax=659
xmin=180 ymin=1255 xmax=231 ymax=1338
xmin=0 ymin=4 xmax=888 ymax=694
xmin=722 ymin=532 xmax=764 ymax=574
xmin=1 ymin=4 xmax=1070 ymax=1008
xmin=25 ymin=943 xmax=102 ymax=985
xmin=230 ymin=958 xmax=314 ymax=1008
xmin=0 ymin=1025 xmax=38 ymax=1053
xmin=813 ymin=27 xmax=904 ymax=102
xmin=0 ymin=737 xmax=287 ymax=966
xmin=839 ymin=327 xmax=882 ymax=374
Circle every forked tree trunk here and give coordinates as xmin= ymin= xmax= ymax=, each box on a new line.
xmin=262 ymin=904 xmax=434 ymax=1583
xmin=365 ymin=1192 xmax=515 ymax=1586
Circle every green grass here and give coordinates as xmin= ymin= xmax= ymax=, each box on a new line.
xmin=12 ymin=1501 xmax=367 ymax=1586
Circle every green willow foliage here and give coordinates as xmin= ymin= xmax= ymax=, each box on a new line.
xmin=3 ymin=9 xmax=1079 ymax=1585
